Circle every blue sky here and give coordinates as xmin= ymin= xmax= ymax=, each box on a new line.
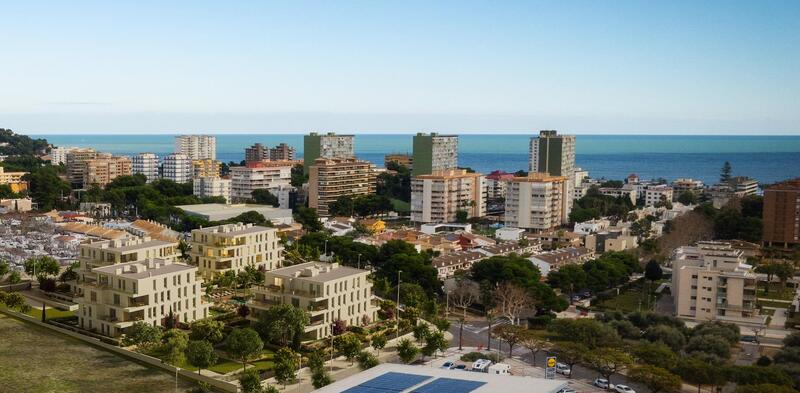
xmin=1 ymin=1 xmax=799 ymax=134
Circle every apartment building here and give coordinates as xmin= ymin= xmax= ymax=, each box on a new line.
xmin=384 ymin=153 xmax=413 ymax=169
xmin=188 ymin=223 xmax=283 ymax=278
xmin=412 ymin=133 xmax=458 ymax=176
xmin=432 ymin=251 xmax=485 ymax=280
xmin=485 ymin=170 xmax=514 ymax=200
xmin=410 ymin=169 xmax=485 ymax=223
xmin=162 ymin=153 xmax=193 ymax=183
xmin=308 ymin=157 xmax=376 ymax=216
xmin=83 ymin=156 xmax=132 ymax=188
xmin=249 ymin=262 xmax=378 ymax=340
xmin=77 ymin=237 xmax=181 ymax=281
xmin=175 ymin=135 xmax=216 ymax=160
xmin=194 ymin=177 xmax=232 ymax=203
xmin=644 ymin=185 xmax=674 ymax=207
xmin=672 ymin=241 xmax=763 ymax=326
xmin=77 ymin=258 xmax=209 ymax=337
xmin=192 ymin=159 xmax=221 ymax=179
xmin=671 ymin=178 xmax=705 ymax=199
xmin=730 ymin=176 xmax=759 ymax=196
xmin=245 ymin=143 xmax=270 ymax=163
xmin=303 ymin=132 xmax=355 ymax=174
xmin=599 ymin=186 xmax=638 ymax=205
xmin=66 ymin=148 xmax=102 ymax=187
xmin=50 ymin=146 xmax=79 ymax=165
xmin=132 ymin=153 xmax=159 ymax=183
xmin=529 ymin=130 xmax=576 ymax=214
xmin=269 ymin=143 xmax=295 ymax=161
xmin=0 ymin=167 xmax=28 ymax=193
xmin=504 ymin=173 xmax=569 ymax=231
xmin=230 ymin=161 xmax=293 ymax=202
xmin=762 ymin=178 xmax=800 ymax=250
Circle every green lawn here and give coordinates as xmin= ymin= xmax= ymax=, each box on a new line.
xmin=757 ymin=283 xmax=795 ymax=301
xmin=25 ymin=307 xmax=76 ymax=321
xmin=758 ymin=299 xmax=792 ymax=309
xmin=594 ymin=284 xmax=660 ymax=313
xmin=390 ymin=198 xmax=410 ymax=214
xmin=145 ymin=346 xmax=275 ymax=375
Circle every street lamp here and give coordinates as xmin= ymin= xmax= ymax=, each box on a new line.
xmin=396 ymin=270 xmax=402 ymax=342
xmin=296 ymin=352 xmax=302 ymax=392
xmin=357 ymin=253 xmax=362 ymax=270
xmin=324 ymin=240 xmax=328 ymax=257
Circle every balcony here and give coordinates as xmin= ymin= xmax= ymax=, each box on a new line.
xmin=215 ymin=261 xmax=232 ymax=270
xmin=128 ymin=296 xmax=149 ymax=307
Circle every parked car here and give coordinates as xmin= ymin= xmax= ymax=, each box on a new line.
xmin=472 ymin=359 xmax=493 ymax=372
xmin=555 ymin=363 xmax=571 ymax=376
xmin=441 ymin=361 xmax=455 ymax=370
xmin=557 ymin=389 xmax=577 ymax=393
xmin=614 ymin=385 xmax=635 ymax=393
xmin=594 ymin=378 xmax=611 ymax=389
xmin=741 ymin=335 xmax=758 ymax=343
xmin=454 ymin=365 xmax=467 ymax=371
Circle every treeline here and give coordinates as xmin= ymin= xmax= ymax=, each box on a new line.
xmin=569 ymin=186 xmax=634 ymax=223
xmin=695 ymin=195 xmax=763 ymax=243
xmin=0 ymin=128 xmax=49 ymax=157
xmin=377 ymin=161 xmax=411 ymax=203
xmin=546 ymin=251 xmax=641 ymax=294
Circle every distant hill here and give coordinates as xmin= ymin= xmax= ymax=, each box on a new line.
xmin=0 ymin=129 xmax=49 ymax=156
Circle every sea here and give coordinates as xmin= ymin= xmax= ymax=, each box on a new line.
xmin=37 ymin=134 xmax=800 ymax=186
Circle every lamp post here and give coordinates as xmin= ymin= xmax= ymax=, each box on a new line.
xmin=357 ymin=253 xmax=362 ymax=270
xmin=396 ymin=270 xmax=402 ymax=342
xmin=324 ymin=240 xmax=328 ymax=257
xmin=296 ymin=352 xmax=302 ymax=393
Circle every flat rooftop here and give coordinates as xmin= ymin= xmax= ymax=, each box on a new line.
xmin=314 ymin=364 xmax=566 ymax=393
xmin=93 ymin=259 xmax=194 ymax=279
xmin=268 ymin=261 xmax=368 ymax=282
xmin=193 ymin=223 xmax=275 ymax=236
xmin=177 ymin=203 xmax=293 ymax=221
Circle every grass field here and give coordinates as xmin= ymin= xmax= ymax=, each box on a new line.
xmin=0 ymin=313 xmax=195 ymax=393
xmin=25 ymin=307 xmax=77 ymax=321
xmin=390 ymin=198 xmax=410 ymax=214
xmin=594 ymin=282 xmax=662 ymax=313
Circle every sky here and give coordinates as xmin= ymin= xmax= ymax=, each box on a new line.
xmin=1 ymin=1 xmax=799 ymax=135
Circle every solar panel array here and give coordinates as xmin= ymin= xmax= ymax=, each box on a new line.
xmin=411 ymin=377 xmax=487 ymax=393
xmin=342 ymin=372 xmax=432 ymax=393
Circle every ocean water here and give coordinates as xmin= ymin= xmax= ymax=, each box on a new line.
xmin=38 ymin=134 xmax=800 ymax=185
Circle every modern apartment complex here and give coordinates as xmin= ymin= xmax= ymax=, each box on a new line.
xmin=192 ymin=159 xmax=221 ymax=179
xmin=76 ymin=237 xmax=181 ymax=279
xmin=0 ymin=167 xmax=28 ymax=193
xmin=188 ymin=223 xmax=283 ymax=278
xmin=249 ymin=262 xmax=378 ymax=340
xmin=730 ymin=176 xmax=759 ymax=196
xmin=308 ymin=157 xmax=376 ymax=216
xmin=174 ymin=135 xmax=216 ymax=160
xmin=411 ymin=133 xmax=458 ymax=176
xmin=384 ymin=153 xmax=413 ymax=169
xmin=66 ymin=148 xmax=101 ymax=187
xmin=162 ymin=153 xmax=193 ymax=183
xmin=50 ymin=146 xmax=78 ymax=165
xmin=230 ymin=161 xmax=293 ymax=202
xmin=303 ymin=132 xmax=355 ymax=174
xmin=644 ymin=185 xmax=674 ymax=207
xmin=76 ymin=259 xmax=209 ymax=337
xmin=672 ymin=241 xmax=763 ymax=326
xmin=504 ymin=173 xmax=569 ymax=231
xmin=671 ymin=178 xmax=705 ymax=198
xmin=132 ymin=153 xmax=159 ymax=183
xmin=410 ymin=169 xmax=485 ymax=223
xmin=485 ymin=170 xmax=514 ymax=200
xmin=193 ymin=177 xmax=232 ymax=203
xmin=269 ymin=143 xmax=295 ymax=161
xmin=83 ymin=156 xmax=132 ymax=188
xmin=245 ymin=143 xmax=296 ymax=163
xmin=762 ymin=178 xmax=800 ymax=249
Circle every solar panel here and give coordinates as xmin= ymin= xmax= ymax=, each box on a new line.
xmin=343 ymin=372 xmax=432 ymax=393
xmin=411 ymin=378 xmax=487 ymax=393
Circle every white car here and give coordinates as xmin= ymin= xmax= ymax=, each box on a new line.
xmin=614 ymin=385 xmax=636 ymax=393
xmin=594 ymin=378 xmax=611 ymax=389
xmin=555 ymin=362 xmax=571 ymax=376
xmin=441 ymin=361 xmax=455 ymax=370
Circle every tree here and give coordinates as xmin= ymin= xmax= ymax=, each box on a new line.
xmin=677 ymin=191 xmax=698 ymax=205
xmin=492 ymin=282 xmax=531 ymax=325
xmin=189 ymin=319 xmax=225 ymax=344
xmin=675 ymin=356 xmax=727 ymax=393
xmin=397 ymin=338 xmax=419 ymax=364
xmin=0 ymin=291 xmax=30 ymax=312
xmin=735 ymin=384 xmax=798 ymax=393
xmin=692 ymin=320 xmax=740 ymax=345
xmin=186 ymin=340 xmax=217 ymax=375
xmin=725 ymin=365 xmax=793 ymax=387
xmin=295 ymin=207 xmax=323 ymax=232
xmin=239 ymin=368 xmax=264 ymax=393
xmin=449 ymin=276 xmax=477 ymax=350
xmin=720 ymin=161 xmax=732 ymax=183
xmin=357 ymin=351 xmax=379 ymax=370
xmin=273 ymin=347 xmax=300 ymax=388
xmin=254 ymin=304 xmax=310 ymax=349
xmin=629 ymin=365 xmax=682 ymax=393
xmin=644 ymin=260 xmax=663 ymax=282
xmin=551 ymin=342 xmax=588 ymax=378
xmin=455 ymin=210 xmax=469 ymax=223
xmin=492 ymin=324 xmax=526 ymax=356
xmin=23 ymin=256 xmax=60 ymax=279
xmin=586 ymin=349 xmax=632 ymax=388
xmin=336 ymin=334 xmax=362 ymax=365
xmin=331 ymin=319 xmax=347 ymax=336
xmin=251 ymin=189 xmax=279 ymax=207
xmin=644 ymin=325 xmax=686 ymax=352
xmin=519 ymin=330 xmax=548 ymax=365
xmin=423 ymin=330 xmax=448 ymax=359
xmin=631 ymin=341 xmax=678 ymax=370
xmin=371 ymin=334 xmax=387 ymax=354
xmin=549 ymin=318 xmax=621 ymax=349
xmin=122 ymin=321 xmax=162 ymax=349
xmin=546 ymin=264 xmax=587 ymax=299
xmin=0 ymin=260 xmax=9 ymax=278
xmin=23 ymin=166 xmax=70 ymax=211
xmin=226 ymin=328 xmax=264 ymax=371
xmin=312 ymin=368 xmax=332 ymax=389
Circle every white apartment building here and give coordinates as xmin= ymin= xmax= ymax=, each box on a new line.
xmin=599 ymin=186 xmax=638 ymax=205
xmin=504 ymin=173 xmax=569 ymax=231
xmin=249 ymin=262 xmax=378 ymax=341
xmin=189 ymin=223 xmax=283 ymax=278
xmin=50 ymin=146 xmax=78 ymax=165
xmin=230 ymin=161 xmax=293 ymax=202
xmin=194 ymin=177 xmax=232 ymax=203
xmin=77 ymin=258 xmax=209 ymax=337
xmin=672 ymin=241 xmax=764 ymax=326
xmin=645 ymin=185 xmax=674 ymax=207
xmin=76 ymin=237 xmax=181 ymax=283
xmin=175 ymin=135 xmax=216 ymax=160
xmin=162 ymin=153 xmax=193 ymax=183
xmin=573 ymin=218 xmax=611 ymax=235
xmin=410 ymin=169 xmax=486 ymax=223
xmin=132 ymin=153 xmax=160 ymax=183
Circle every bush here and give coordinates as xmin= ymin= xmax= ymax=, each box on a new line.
xmin=460 ymin=351 xmax=502 ymax=363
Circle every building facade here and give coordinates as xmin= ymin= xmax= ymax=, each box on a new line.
xmin=671 ymin=178 xmax=705 ymax=199
xmin=410 ymin=169 xmax=485 ymax=223
xmin=245 ymin=143 xmax=270 ymax=163
xmin=528 ymin=130 xmax=576 ymax=216
xmin=193 ymin=177 xmax=232 ymax=203
xmin=132 ymin=153 xmax=159 ymax=183
xmin=269 ymin=143 xmax=295 ymax=161
xmin=308 ymin=157 xmax=376 ymax=216
xmin=76 ymin=259 xmax=209 ymax=337
xmin=174 ymin=135 xmax=216 ymax=160
xmin=192 ymin=159 xmax=221 ymax=179
xmin=485 ymin=170 xmax=514 ymax=199
xmin=303 ymin=132 xmax=355 ymax=174
xmin=230 ymin=161 xmax=293 ymax=202
xmin=504 ymin=173 xmax=568 ymax=231
xmin=644 ymin=185 xmax=674 ymax=207
xmin=411 ymin=133 xmax=458 ymax=176
xmin=763 ymin=178 xmax=800 ymax=249
xmin=0 ymin=167 xmax=28 ymax=193
xmin=162 ymin=153 xmax=193 ymax=183
xmin=66 ymin=148 xmax=101 ymax=187
xmin=188 ymin=223 xmax=283 ymax=278
xmin=249 ymin=262 xmax=378 ymax=340
xmin=83 ymin=156 xmax=132 ymax=188
xmin=384 ymin=153 xmax=413 ymax=169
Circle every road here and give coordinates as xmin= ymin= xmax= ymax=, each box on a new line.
xmin=448 ymin=318 xmax=652 ymax=393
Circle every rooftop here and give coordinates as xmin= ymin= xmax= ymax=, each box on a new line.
xmin=93 ymin=258 xmax=194 ymax=279
xmin=192 ymin=222 xmax=275 ymax=236
xmin=267 ymin=261 xmax=368 ymax=282
xmin=508 ymin=172 xmax=567 ymax=183
xmin=83 ymin=236 xmax=176 ymax=252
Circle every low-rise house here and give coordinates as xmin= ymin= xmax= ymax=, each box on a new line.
xmin=358 ymin=218 xmax=386 ymax=234
xmin=599 ymin=187 xmax=637 ymax=205
xmin=495 ymin=227 xmax=525 ymax=241
xmin=0 ymin=198 xmax=33 ymax=213
xmin=573 ymin=219 xmax=611 ymax=235
xmin=529 ymin=247 xmax=594 ymax=271
xmin=324 ymin=217 xmax=355 ymax=236
xmin=529 ymin=231 xmax=583 ymax=248
xmin=458 ymin=232 xmax=496 ymax=250
xmin=585 ymin=229 xmax=639 ymax=253
xmin=432 ymin=251 xmax=485 ymax=280
xmin=477 ymin=241 xmax=541 ymax=257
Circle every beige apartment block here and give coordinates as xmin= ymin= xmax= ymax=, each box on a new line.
xmin=0 ymin=166 xmax=28 ymax=193
xmin=194 ymin=177 xmax=232 ymax=203
xmin=644 ymin=185 xmax=674 ymax=207
xmin=230 ymin=161 xmax=294 ymax=202
xmin=83 ymin=156 xmax=132 ymax=188
xmin=76 ymin=237 xmax=181 ymax=289
xmin=249 ymin=262 xmax=378 ymax=341
xmin=76 ymin=258 xmax=209 ymax=337
xmin=504 ymin=173 xmax=569 ymax=231
xmin=189 ymin=223 xmax=283 ymax=278
xmin=410 ymin=169 xmax=485 ymax=223
xmin=175 ymin=135 xmax=216 ymax=160
xmin=308 ymin=157 xmax=376 ymax=216
xmin=192 ymin=159 xmax=221 ymax=179
xmin=66 ymin=148 xmax=103 ymax=186
xmin=672 ymin=241 xmax=764 ymax=327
